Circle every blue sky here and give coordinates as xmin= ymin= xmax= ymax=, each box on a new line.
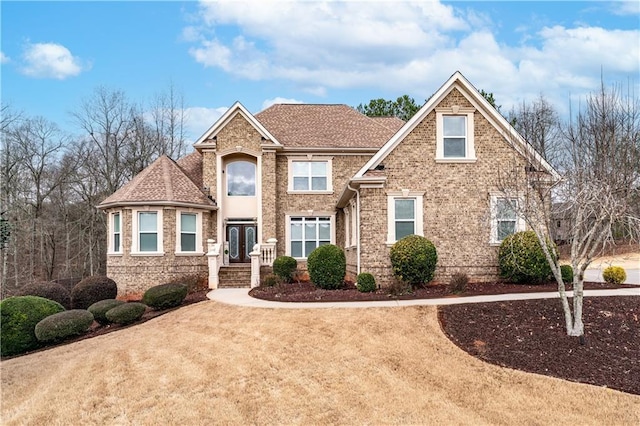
xmin=2 ymin=1 xmax=639 ymax=143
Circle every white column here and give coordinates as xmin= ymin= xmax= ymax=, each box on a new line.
xmin=250 ymin=243 xmax=261 ymax=288
xmin=207 ymin=239 xmax=220 ymax=289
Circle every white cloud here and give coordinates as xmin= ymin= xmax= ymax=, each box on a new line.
xmin=0 ymin=52 xmax=9 ymax=64
xmin=21 ymin=42 xmax=87 ymax=79
xmin=186 ymin=0 xmax=639 ymax=117
xmin=183 ymin=106 xmax=228 ymax=141
xmin=609 ymin=1 xmax=640 ymax=16
xmin=261 ymin=97 xmax=303 ymax=110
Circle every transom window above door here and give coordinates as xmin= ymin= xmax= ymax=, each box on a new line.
xmin=227 ymin=160 xmax=256 ymax=196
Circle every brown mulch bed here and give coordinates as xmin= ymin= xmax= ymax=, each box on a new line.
xmin=249 ymin=280 xmax=634 ymax=302
xmin=438 ymin=297 xmax=639 ymax=395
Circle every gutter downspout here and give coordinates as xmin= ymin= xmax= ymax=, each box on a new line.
xmin=347 ymin=183 xmax=361 ymax=275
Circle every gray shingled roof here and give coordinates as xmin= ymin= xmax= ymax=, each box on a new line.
xmin=255 ymin=104 xmax=402 ymax=148
xmin=98 ymin=155 xmax=215 ymax=209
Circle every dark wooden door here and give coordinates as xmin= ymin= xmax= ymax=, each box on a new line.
xmin=227 ymin=224 xmax=257 ymax=263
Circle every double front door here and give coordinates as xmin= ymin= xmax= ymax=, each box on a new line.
xmin=227 ymin=224 xmax=257 ymax=263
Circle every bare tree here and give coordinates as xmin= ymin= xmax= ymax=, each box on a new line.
xmin=508 ymin=94 xmax=562 ymax=164
xmin=499 ymin=80 xmax=640 ymax=338
xmin=149 ymin=81 xmax=188 ymax=159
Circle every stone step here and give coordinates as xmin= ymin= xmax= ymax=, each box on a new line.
xmin=218 ymin=266 xmax=252 ymax=288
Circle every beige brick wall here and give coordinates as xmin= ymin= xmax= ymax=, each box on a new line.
xmin=106 ymin=207 xmax=214 ymax=297
xmin=273 ymin=154 xmax=372 ymax=260
xmin=358 ymin=88 xmax=529 ymax=285
xmin=217 ymin=113 xmax=264 ymax=153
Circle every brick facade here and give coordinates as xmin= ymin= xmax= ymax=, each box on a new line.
xmin=103 ymin=75 xmax=550 ymax=295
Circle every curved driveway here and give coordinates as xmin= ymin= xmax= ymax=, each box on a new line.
xmin=208 ymin=286 xmax=640 ymax=309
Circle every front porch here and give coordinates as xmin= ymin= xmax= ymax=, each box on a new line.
xmin=207 ymin=238 xmax=277 ymax=289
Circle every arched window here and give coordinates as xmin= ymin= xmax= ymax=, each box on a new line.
xmin=227 ymin=160 xmax=256 ymax=196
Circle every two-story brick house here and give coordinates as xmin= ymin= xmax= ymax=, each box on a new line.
xmin=98 ymin=72 xmax=555 ymax=296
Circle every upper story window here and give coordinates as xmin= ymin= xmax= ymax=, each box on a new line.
xmin=490 ymin=195 xmax=525 ymax=244
xmin=386 ymin=191 xmax=424 ymax=244
xmin=227 ymin=160 xmax=256 ymax=196
xmin=443 ymin=116 xmax=467 ymax=157
xmin=287 ymin=157 xmax=333 ymax=193
xmin=436 ymin=107 xmax=476 ymax=162
xmin=109 ymin=212 xmax=122 ymax=254
xmin=132 ymin=208 xmax=164 ymax=255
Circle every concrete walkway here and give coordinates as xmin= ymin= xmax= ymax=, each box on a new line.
xmin=207 ymin=286 xmax=640 ymax=309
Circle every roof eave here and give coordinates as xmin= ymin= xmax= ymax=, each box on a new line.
xmin=97 ymin=200 xmax=218 ymax=211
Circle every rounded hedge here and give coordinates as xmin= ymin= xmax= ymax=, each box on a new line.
xmin=18 ymin=281 xmax=71 ymax=309
xmin=389 ymin=235 xmax=438 ymax=287
xmin=105 ymin=302 xmax=147 ymax=325
xmin=272 ymin=256 xmax=297 ymax=283
xmin=307 ymin=244 xmax=346 ymax=290
xmin=88 ymin=299 xmax=125 ymax=325
xmin=560 ymin=265 xmax=574 ymax=283
xmin=498 ymin=231 xmax=553 ymax=284
xmin=35 ymin=310 xmax=94 ymax=343
xmin=1 ymin=296 xmax=65 ymax=357
xmin=356 ymin=273 xmax=376 ymax=293
xmin=602 ymin=266 xmax=626 ymax=285
xmin=71 ymin=276 xmax=118 ymax=309
xmin=142 ymin=283 xmax=188 ymax=310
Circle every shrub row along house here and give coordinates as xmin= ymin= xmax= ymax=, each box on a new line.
xmin=98 ymin=72 xmax=555 ymax=296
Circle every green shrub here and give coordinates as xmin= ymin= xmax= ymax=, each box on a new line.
xmin=602 ymin=266 xmax=626 ymax=285
xmin=17 ymin=281 xmax=71 ymax=309
xmin=272 ymin=256 xmax=297 ymax=283
xmin=560 ymin=265 xmax=574 ymax=283
xmin=389 ymin=235 xmax=438 ymax=287
xmin=356 ymin=273 xmax=376 ymax=293
xmin=71 ymin=276 xmax=118 ymax=309
xmin=1 ymin=296 xmax=65 ymax=357
xmin=498 ymin=231 xmax=553 ymax=284
xmin=307 ymin=244 xmax=346 ymax=290
xmin=34 ymin=310 xmax=94 ymax=343
xmin=88 ymin=299 xmax=125 ymax=325
xmin=449 ymin=273 xmax=469 ymax=294
xmin=142 ymin=283 xmax=188 ymax=310
xmin=105 ymin=302 xmax=147 ymax=325
xmin=261 ymin=274 xmax=279 ymax=287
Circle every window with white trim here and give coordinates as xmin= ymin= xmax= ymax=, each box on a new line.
xmin=436 ymin=107 xmax=476 ymax=161
xmin=132 ymin=209 xmax=164 ymax=254
xmin=287 ymin=157 xmax=333 ymax=193
xmin=490 ymin=196 xmax=525 ymax=244
xmin=178 ymin=212 xmax=198 ymax=252
xmin=288 ymin=216 xmax=332 ymax=258
xmin=110 ymin=212 xmax=122 ymax=254
xmin=386 ymin=192 xmax=424 ymax=244
xmin=227 ymin=160 xmax=256 ymax=196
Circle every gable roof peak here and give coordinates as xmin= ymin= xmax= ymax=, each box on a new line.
xmin=194 ymin=101 xmax=281 ymax=148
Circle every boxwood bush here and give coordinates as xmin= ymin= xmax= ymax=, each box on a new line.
xmin=356 ymin=273 xmax=376 ymax=293
xmin=602 ymin=266 xmax=626 ymax=285
xmin=560 ymin=265 xmax=574 ymax=283
xmin=18 ymin=281 xmax=71 ymax=309
xmin=105 ymin=302 xmax=147 ymax=325
xmin=1 ymin=296 xmax=65 ymax=357
xmin=389 ymin=235 xmax=438 ymax=287
xmin=71 ymin=276 xmax=118 ymax=309
xmin=307 ymin=244 xmax=346 ymax=290
xmin=498 ymin=231 xmax=553 ymax=284
xmin=272 ymin=256 xmax=297 ymax=283
xmin=35 ymin=310 xmax=94 ymax=343
xmin=142 ymin=283 xmax=188 ymax=310
xmin=88 ymin=299 xmax=125 ymax=325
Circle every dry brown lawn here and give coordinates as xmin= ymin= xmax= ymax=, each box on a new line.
xmin=2 ymin=302 xmax=639 ymax=425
